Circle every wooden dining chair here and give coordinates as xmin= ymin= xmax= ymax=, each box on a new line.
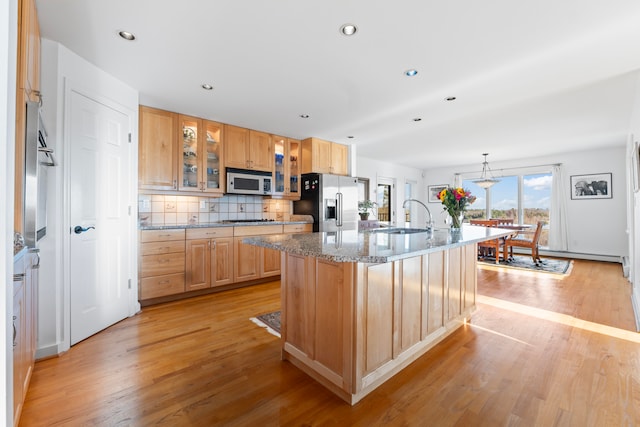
xmin=490 ymin=218 xmax=514 ymax=226
xmin=470 ymin=219 xmax=503 ymax=263
xmin=504 ymin=221 xmax=544 ymax=265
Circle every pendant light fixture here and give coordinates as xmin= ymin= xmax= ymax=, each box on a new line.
xmin=473 ymin=153 xmax=500 ymax=189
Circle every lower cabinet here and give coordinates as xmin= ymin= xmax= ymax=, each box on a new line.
xmin=233 ymin=225 xmax=284 ymax=283
xmin=139 ymin=223 xmax=311 ymax=303
xmin=139 ymin=229 xmax=186 ymax=299
xmin=185 ymin=227 xmax=234 ymax=290
xmin=13 ymin=249 xmax=38 ymax=426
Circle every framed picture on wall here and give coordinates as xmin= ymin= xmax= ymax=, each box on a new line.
xmin=570 ymin=173 xmax=612 ymax=200
xmin=428 ymin=185 xmax=447 ymax=203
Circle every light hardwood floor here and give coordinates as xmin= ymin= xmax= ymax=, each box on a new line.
xmin=20 ymin=259 xmax=639 ymax=426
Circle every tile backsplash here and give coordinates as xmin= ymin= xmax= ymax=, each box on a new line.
xmin=138 ymin=194 xmax=292 ymax=226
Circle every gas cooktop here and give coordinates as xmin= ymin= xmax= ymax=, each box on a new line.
xmin=221 ymin=219 xmax=276 ymax=223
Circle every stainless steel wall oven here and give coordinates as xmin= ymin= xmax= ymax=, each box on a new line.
xmin=24 ymin=101 xmax=56 ymax=247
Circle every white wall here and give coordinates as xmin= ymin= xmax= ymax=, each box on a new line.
xmin=37 ymin=39 xmax=139 ymax=357
xmin=423 ymin=147 xmax=628 ymax=258
xmin=356 ymin=157 xmax=426 ymax=227
xmin=2 ymin=0 xmax=18 ymax=423
xmin=627 ymin=73 xmax=640 ymax=328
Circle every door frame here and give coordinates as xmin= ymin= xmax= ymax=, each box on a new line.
xmin=61 ymin=79 xmax=139 ymax=351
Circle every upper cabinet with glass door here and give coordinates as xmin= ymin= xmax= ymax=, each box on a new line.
xmin=179 ymin=116 xmax=200 ymax=191
xmin=272 ymin=136 xmax=300 ymax=200
xmin=178 ymin=115 xmax=224 ymax=194
xmin=204 ymin=121 xmax=223 ymax=193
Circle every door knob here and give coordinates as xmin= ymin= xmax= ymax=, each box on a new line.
xmin=73 ymin=225 xmax=95 ymax=234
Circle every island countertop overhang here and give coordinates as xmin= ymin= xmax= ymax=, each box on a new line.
xmin=242 ymin=225 xmax=513 ymax=263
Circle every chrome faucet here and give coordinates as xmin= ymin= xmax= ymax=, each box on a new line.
xmin=402 ymin=199 xmax=434 ymax=231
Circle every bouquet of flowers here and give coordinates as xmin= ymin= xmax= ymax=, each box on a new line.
xmin=438 ymin=187 xmax=476 ymax=228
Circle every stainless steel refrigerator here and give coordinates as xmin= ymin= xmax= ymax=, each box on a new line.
xmin=293 ymin=173 xmax=358 ymax=232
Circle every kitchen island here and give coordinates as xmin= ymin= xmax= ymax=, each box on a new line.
xmin=243 ymin=225 xmax=512 ymax=404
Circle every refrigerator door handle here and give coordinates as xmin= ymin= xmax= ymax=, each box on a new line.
xmin=336 ymin=192 xmax=343 ymax=227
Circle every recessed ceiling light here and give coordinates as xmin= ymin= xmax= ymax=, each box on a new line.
xmin=405 ymin=69 xmax=418 ymax=77
xmin=339 ymin=24 xmax=358 ymax=36
xmin=201 ymin=84 xmax=213 ymax=90
xmin=413 ymin=118 xmax=422 ymax=122
xmin=445 ymin=96 xmax=457 ymax=101
xmin=118 ymin=31 xmax=136 ymax=41
xmin=299 ymin=114 xmax=310 ymax=119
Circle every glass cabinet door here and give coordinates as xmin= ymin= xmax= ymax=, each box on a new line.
xmin=273 ymin=136 xmax=286 ymax=195
xmin=288 ymin=139 xmax=300 ymax=198
xmin=180 ymin=116 xmax=199 ymax=190
xmin=204 ymin=121 xmax=223 ymax=193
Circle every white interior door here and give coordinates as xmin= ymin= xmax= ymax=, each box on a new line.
xmin=69 ymin=90 xmax=131 ymax=345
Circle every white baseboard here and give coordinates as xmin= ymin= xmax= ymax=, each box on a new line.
xmin=526 ymin=249 xmax=622 ymax=264
xmin=633 ymin=290 xmax=640 ymax=332
xmin=35 ymin=343 xmax=61 ymax=360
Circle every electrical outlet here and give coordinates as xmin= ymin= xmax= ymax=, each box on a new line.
xmin=142 ymin=199 xmax=150 ymax=209
xmin=200 ymin=200 xmax=207 ymax=210
xmin=239 ymin=203 xmax=245 ymax=212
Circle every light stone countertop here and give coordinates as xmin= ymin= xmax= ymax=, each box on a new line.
xmin=242 ymin=225 xmax=515 ymax=263
xmin=139 ymin=220 xmax=311 ymax=231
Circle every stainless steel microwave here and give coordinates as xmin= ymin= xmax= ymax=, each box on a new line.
xmin=226 ymin=168 xmax=272 ymax=195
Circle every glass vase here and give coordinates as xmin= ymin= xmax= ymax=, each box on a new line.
xmin=446 ymin=212 xmax=464 ymax=230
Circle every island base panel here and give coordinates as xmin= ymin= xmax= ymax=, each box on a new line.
xmin=279 ymin=244 xmax=478 ymax=405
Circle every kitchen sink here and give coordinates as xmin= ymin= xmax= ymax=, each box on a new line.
xmin=368 ymin=227 xmax=431 ymax=235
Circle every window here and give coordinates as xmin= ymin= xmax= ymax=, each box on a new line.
xmin=463 ymin=170 xmax=552 ymax=248
xmin=357 ymin=177 xmax=370 ymax=203
xmin=403 ymin=180 xmax=416 ymax=227
xmin=376 ymin=177 xmax=395 ymax=225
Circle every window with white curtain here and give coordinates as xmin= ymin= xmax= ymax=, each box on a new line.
xmin=461 ymin=167 xmax=553 ymax=248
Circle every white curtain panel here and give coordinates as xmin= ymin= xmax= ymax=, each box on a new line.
xmin=549 ymin=164 xmax=569 ymax=251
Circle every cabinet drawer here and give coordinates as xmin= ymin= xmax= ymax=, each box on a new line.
xmin=140 ymin=240 xmax=185 ymax=256
xmin=234 ymin=225 xmax=283 ymax=236
xmin=186 ymin=227 xmax=234 ymax=240
xmin=283 ymin=223 xmax=312 ymax=233
xmin=140 ymin=229 xmax=185 ymax=243
xmin=141 ymin=253 xmax=185 ymax=277
xmin=140 ymin=273 xmax=185 ymax=299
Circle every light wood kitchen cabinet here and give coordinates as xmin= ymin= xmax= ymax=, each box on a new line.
xmin=139 ymin=108 xmax=224 ymax=195
xmin=233 ymin=236 xmax=260 ymax=282
xmin=301 ymin=137 xmax=349 ymax=175
xmin=283 ymin=223 xmax=313 ymax=233
xmin=139 ymin=106 xmax=179 ymax=191
xmin=14 ymin=0 xmax=41 ymax=235
xmin=233 ymin=225 xmax=283 ymax=282
xmin=185 ymin=227 xmax=234 ymax=290
xmin=139 ymin=229 xmax=186 ymax=299
xmin=185 ymin=239 xmax=210 ymax=291
xmin=13 ymin=249 xmax=38 ymax=426
xmin=18 ymin=0 xmax=40 ymax=102
xmin=224 ymin=125 xmax=273 ymax=172
xmin=179 ymin=116 xmax=224 ymax=194
xmin=272 ymin=136 xmax=301 ymax=199
xmin=261 ymin=247 xmax=281 ymax=277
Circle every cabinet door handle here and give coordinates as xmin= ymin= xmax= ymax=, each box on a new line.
xmin=158 ymin=280 xmax=170 ymax=284
xmin=173 ymin=180 xmax=177 ymax=190
xmin=13 ymin=273 xmax=25 ymax=282
xmin=13 ymin=317 xmax=17 ymax=348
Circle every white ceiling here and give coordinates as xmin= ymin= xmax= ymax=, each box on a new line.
xmin=35 ymin=0 xmax=640 ymax=169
